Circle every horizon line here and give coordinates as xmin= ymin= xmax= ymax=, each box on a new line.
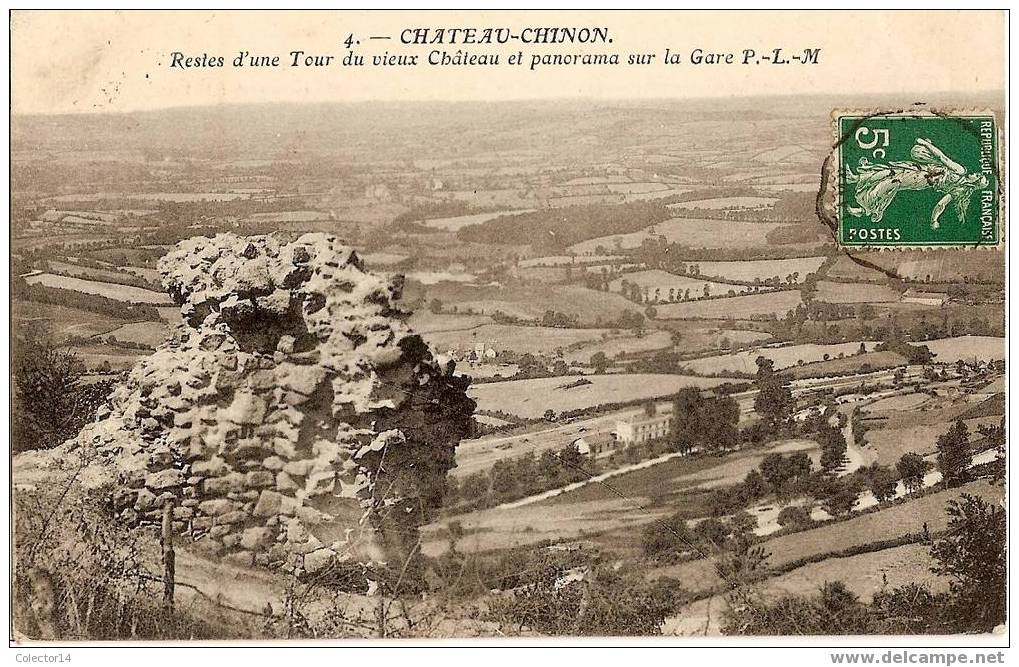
xmin=10 ymin=89 xmax=1006 ymax=119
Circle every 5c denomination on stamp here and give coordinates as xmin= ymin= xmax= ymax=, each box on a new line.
xmin=836 ymin=112 xmax=1000 ymax=247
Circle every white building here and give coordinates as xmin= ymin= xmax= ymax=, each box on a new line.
xmin=615 ymin=412 xmax=673 ymax=445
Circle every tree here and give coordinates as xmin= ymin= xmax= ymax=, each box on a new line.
xmin=740 ymin=469 xmax=769 ymax=500
xmin=760 ymin=452 xmax=812 ymax=492
xmin=728 ymin=511 xmax=758 ymax=537
xmin=670 ymin=388 xmax=738 ymax=454
xmin=936 ymin=420 xmax=972 ymax=486
xmin=556 ymin=443 xmax=587 ymax=483
xmin=865 ymin=464 xmax=899 ymax=502
xmin=13 ymin=332 xmax=112 ymax=454
xmin=694 ymin=517 xmax=730 ymax=550
xmin=590 ymin=351 xmax=608 ymax=374
xmin=489 ymin=459 xmax=520 ymax=497
xmin=930 ymin=494 xmax=1006 ymax=631
xmin=715 ymin=535 xmax=770 ymax=594
xmin=428 ymin=298 xmax=443 ymax=314
xmin=897 ymin=453 xmax=929 ymax=493
xmin=642 ymin=513 xmax=695 ymax=561
xmin=817 ymin=425 xmax=849 ymax=475
xmin=978 ymin=417 xmax=1005 ymax=484
xmin=753 ymin=357 xmax=794 ymax=428
xmin=543 ymin=408 xmax=558 ymax=422
xmin=820 ymin=478 xmax=858 ymax=517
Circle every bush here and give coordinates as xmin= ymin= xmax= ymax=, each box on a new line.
xmin=12 ymin=330 xmax=112 ymax=453
xmin=489 ymin=552 xmax=680 ymax=636
xmin=776 ymin=506 xmax=812 ymax=529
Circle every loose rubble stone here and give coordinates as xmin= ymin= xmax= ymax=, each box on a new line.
xmin=303 ymin=549 xmax=334 ymax=573
xmin=241 ymin=527 xmax=273 ymax=551
xmin=146 ymin=469 xmax=184 ymax=490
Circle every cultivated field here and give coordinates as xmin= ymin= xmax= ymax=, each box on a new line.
xmin=682 ymin=342 xmax=878 ymax=375
xmin=823 ymin=255 xmax=892 ymax=283
xmin=863 ymin=416 xmax=1001 ymax=467
xmin=664 ymin=543 xmax=945 ymax=635
xmin=824 ymin=251 xmax=1005 ymax=285
xmin=569 ymin=218 xmax=790 ymax=253
xmin=427 ymin=284 xmax=641 ymax=326
xmin=813 ymin=280 xmax=902 ymax=304
xmin=518 ymin=254 xmax=625 ymax=268
xmin=654 ymin=290 xmax=802 ymax=320
xmin=692 ymin=256 xmax=827 ymax=283
xmin=468 ymin=373 xmax=740 ymax=418
xmin=668 ymin=196 xmax=778 ymax=210
xmin=246 ymin=210 xmax=330 ymax=223
xmin=24 ymin=273 xmax=171 ymax=304
xmin=781 ymin=351 xmax=907 ymax=379
xmin=13 ymin=300 xmax=127 ymax=341
xmin=916 ymin=335 xmax=1005 ymax=363
xmin=422 ymin=324 xmax=610 ymax=355
xmin=418 ymin=209 xmax=535 ymax=231
xmin=608 ymin=270 xmax=752 ymax=300
xmin=564 ymin=329 xmax=675 ymax=363
xmin=104 ymin=321 xmax=170 ymax=347
xmin=360 ymin=252 xmax=410 ymax=266
xmin=406 ymin=312 xmax=493 ymax=333
xmin=404 ymin=270 xmax=477 ymax=285
xmin=896 ymin=251 xmax=1005 ymax=284
xmin=47 ymin=260 xmax=145 ymax=285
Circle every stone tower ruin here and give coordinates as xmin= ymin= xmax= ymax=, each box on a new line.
xmin=63 ymin=233 xmax=475 ymax=577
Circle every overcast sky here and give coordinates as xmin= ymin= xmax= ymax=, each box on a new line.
xmin=11 ymin=10 xmax=1006 ymax=115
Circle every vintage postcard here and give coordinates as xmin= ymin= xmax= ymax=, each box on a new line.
xmin=7 ymin=8 xmax=1008 ymax=651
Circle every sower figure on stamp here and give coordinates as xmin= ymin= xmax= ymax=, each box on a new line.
xmin=845 ymin=137 xmax=988 ymax=229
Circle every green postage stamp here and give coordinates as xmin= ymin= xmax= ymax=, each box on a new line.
xmin=836 ymin=112 xmax=1001 ymax=247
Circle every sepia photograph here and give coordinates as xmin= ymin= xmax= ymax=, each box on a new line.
xmin=6 ymin=7 xmax=1009 ymax=653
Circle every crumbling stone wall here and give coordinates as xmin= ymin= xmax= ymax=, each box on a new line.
xmin=59 ymin=233 xmax=474 ymax=575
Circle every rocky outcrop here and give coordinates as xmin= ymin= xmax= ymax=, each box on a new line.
xmin=48 ymin=233 xmax=474 ymax=577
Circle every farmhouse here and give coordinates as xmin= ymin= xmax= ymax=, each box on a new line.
xmin=615 ymin=412 xmax=672 ymax=445
xmin=571 ymin=432 xmax=616 ymax=456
